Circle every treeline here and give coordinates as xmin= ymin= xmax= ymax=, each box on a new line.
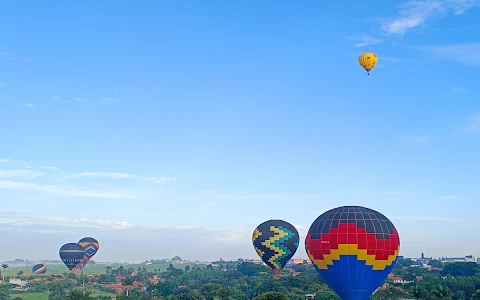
xmin=1 ymin=260 xmax=480 ymax=299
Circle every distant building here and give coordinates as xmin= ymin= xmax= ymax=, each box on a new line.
xmin=442 ymin=255 xmax=478 ymax=263
xmin=289 ymin=259 xmax=312 ymax=265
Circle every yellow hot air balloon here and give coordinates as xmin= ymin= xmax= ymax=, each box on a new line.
xmin=358 ymin=52 xmax=378 ymax=75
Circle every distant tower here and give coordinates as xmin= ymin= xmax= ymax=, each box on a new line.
xmin=421 ymin=252 xmax=425 ymax=259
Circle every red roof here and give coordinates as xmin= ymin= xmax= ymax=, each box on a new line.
xmin=133 ymin=281 xmax=143 ymax=286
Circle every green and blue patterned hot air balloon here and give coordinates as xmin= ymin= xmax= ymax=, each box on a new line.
xmin=252 ymin=219 xmax=299 ymax=279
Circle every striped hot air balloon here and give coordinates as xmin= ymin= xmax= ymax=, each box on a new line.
xmin=59 ymin=243 xmax=85 ymax=271
xmin=32 ymin=264 xmax=47 ymax=275
xmin=305 ymin=206 xmax=400 ymax=300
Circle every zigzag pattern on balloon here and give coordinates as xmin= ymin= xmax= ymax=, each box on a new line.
xmin=261 ymin=225 xmax=294 ymax=269
xmin=307 ymin=244 xmax=400 ymax=270
xmin=306 ymin=223 xmax=400 ymax=270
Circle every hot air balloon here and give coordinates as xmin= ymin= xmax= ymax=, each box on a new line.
xmin=59 ymin=243 xmax=85 ymax=271
xmin=252 ymin=219 xmax=299 ymax=279
xmin=74 ymin=237 xmax=100 ymax=272
xmin=358 ymin=52 xmax=378 ymax=75
xmin=305 ymin=206 xmax=400 ymax=300
xmin=79 ymin=237 xmax=100 ymax=262
xmin=32 ymin=264 xmax=47 ymax=275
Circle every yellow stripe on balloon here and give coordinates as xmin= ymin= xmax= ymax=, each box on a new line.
xmin=252 ymin=228 xmax=262 ymax=242
xmin=307 ymin=244 xmax=400 ymax=271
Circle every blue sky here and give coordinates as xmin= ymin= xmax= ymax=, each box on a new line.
xmin=1 ymin=0 xmax=480 ymax=262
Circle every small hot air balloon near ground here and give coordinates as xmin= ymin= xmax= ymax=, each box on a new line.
xmin=252 ymin=219 xmax=300 ymax=279
xmin=32 ymin=264 xmax=47 ymax=275
xmin=358 ymin=52 xmax=378 ymax=75
xmin=305 ymin=205 xmax=400 ymax=300
xmin=59 ymin=243 xmax=85 ymax=271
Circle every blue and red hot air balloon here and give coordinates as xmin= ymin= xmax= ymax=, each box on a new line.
xmin=305 ymin=206 xmax=400 ymax=300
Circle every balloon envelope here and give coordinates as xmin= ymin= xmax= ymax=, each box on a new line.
xmin=78 ymin=237 xmax=100 ymax=261
xmin=305 ymin=206 xmax=400 ymax=300
xmin=358 ymin=52 xmax=378 ymax=75
xmin=32 ymin=264 xmax=47 ymax=274
xmin=252 ymin=219 xmax=299 ymax=277
xmin=59 ymin=243 xmax=85 ymax=271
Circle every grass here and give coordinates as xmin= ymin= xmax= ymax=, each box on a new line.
xmin=4 ymin=262 xmax=201 ymax=276
xmin=12 ymin=288 xmax=116 ymax=299
xmin=11 ymin=292 xmax=48 ymax=300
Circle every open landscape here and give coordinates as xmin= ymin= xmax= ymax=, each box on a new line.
xmin=1 ymin=257 xmax=480 ymax=299
xmin=2 ymin=0 xmax=480 ymax=299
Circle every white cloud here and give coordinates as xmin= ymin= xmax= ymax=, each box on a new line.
xmin=101 ymin=97 xmax=122 ymax=103
xmin=67 ymin=172 xmax=178 ymax=184
xmin=382 ymin=0 xmax=480 ymax=34
xmin=348 ymin=35 xmax=382 ymax=47
xmin=52 ymin=96 xmax=60 ymax=100
xmin=74 ymin=97 xmax=89 ymax=103
xmin=0 ymin=169 xmax=43 ymax=178
xmin=24 ymin=103 xmax=38 ymax=108
xmin=0 ymin=51 xmax=15 ymax=60
xmin=449 ymin=84 xmax=470 ymax=93
xmin=0 ymin=158 xmax=58 ymax=170
xmin=0 ymin=211 xmax=258 ymax=262
xmin=419 ymin=43 xmax=480 ymax=66
xmin=0 ymin=81 xmax=7 ymax=88
xmin=0 ymin=212 xmax=136 ymax=230
xmin=400 ymin=134 xmax=429 ymax=143
xmin=391 ymin=215 xmax=464 ymax=222
xmin=194 ymin=189 xmax=320 ymax=200
xmin=463 ymin=113 xmax=480 ymax=133
xmin=0 ymin=180 xmax=131 ymax=199
xmin=292 ymin=224 xmax=309 ymax=232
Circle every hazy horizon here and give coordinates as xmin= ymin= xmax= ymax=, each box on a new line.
xmin=1 ymin=0 xmax=480 ymax=263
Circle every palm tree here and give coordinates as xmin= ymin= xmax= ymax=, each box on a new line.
xmin=1 ymin=264 xmax=8 ymax=284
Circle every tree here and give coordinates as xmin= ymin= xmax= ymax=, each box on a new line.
xmin=472 ymin=290 xmax=480 ymax=300
xmin=431 ymin=285 xmax=453 ymax=300
xmin=0 ymin=285 xmax=10 ymax=300
xmin=1 ymin=264 xmax=8 ymax=283
xmin=411 ymin=285 xmax=428 ymax=299
xmin=252 ymin=291 xmax=288 ymax=300
xmin=200 ymin=283 xmax=223 ymax=300
xmin=104 ymin=266 xmax=112 ymax=276
xmin=184 ymin=265 xmax=191 ymax=273
xmin=78 ymin=274 xmax=89 ymax=288
xmin=123 ymin=276 xmax=134 ymax=286
xmin=49 ymin=281 xmax=67 ymax=300
xmin=66 ymin=289 xmax=94 ymax=300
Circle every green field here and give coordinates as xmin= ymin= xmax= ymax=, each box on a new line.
xmin=4 ymin=262 xmax=202 ymax=276
xmin=11 ymin=288 xmax=116 ymax=300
